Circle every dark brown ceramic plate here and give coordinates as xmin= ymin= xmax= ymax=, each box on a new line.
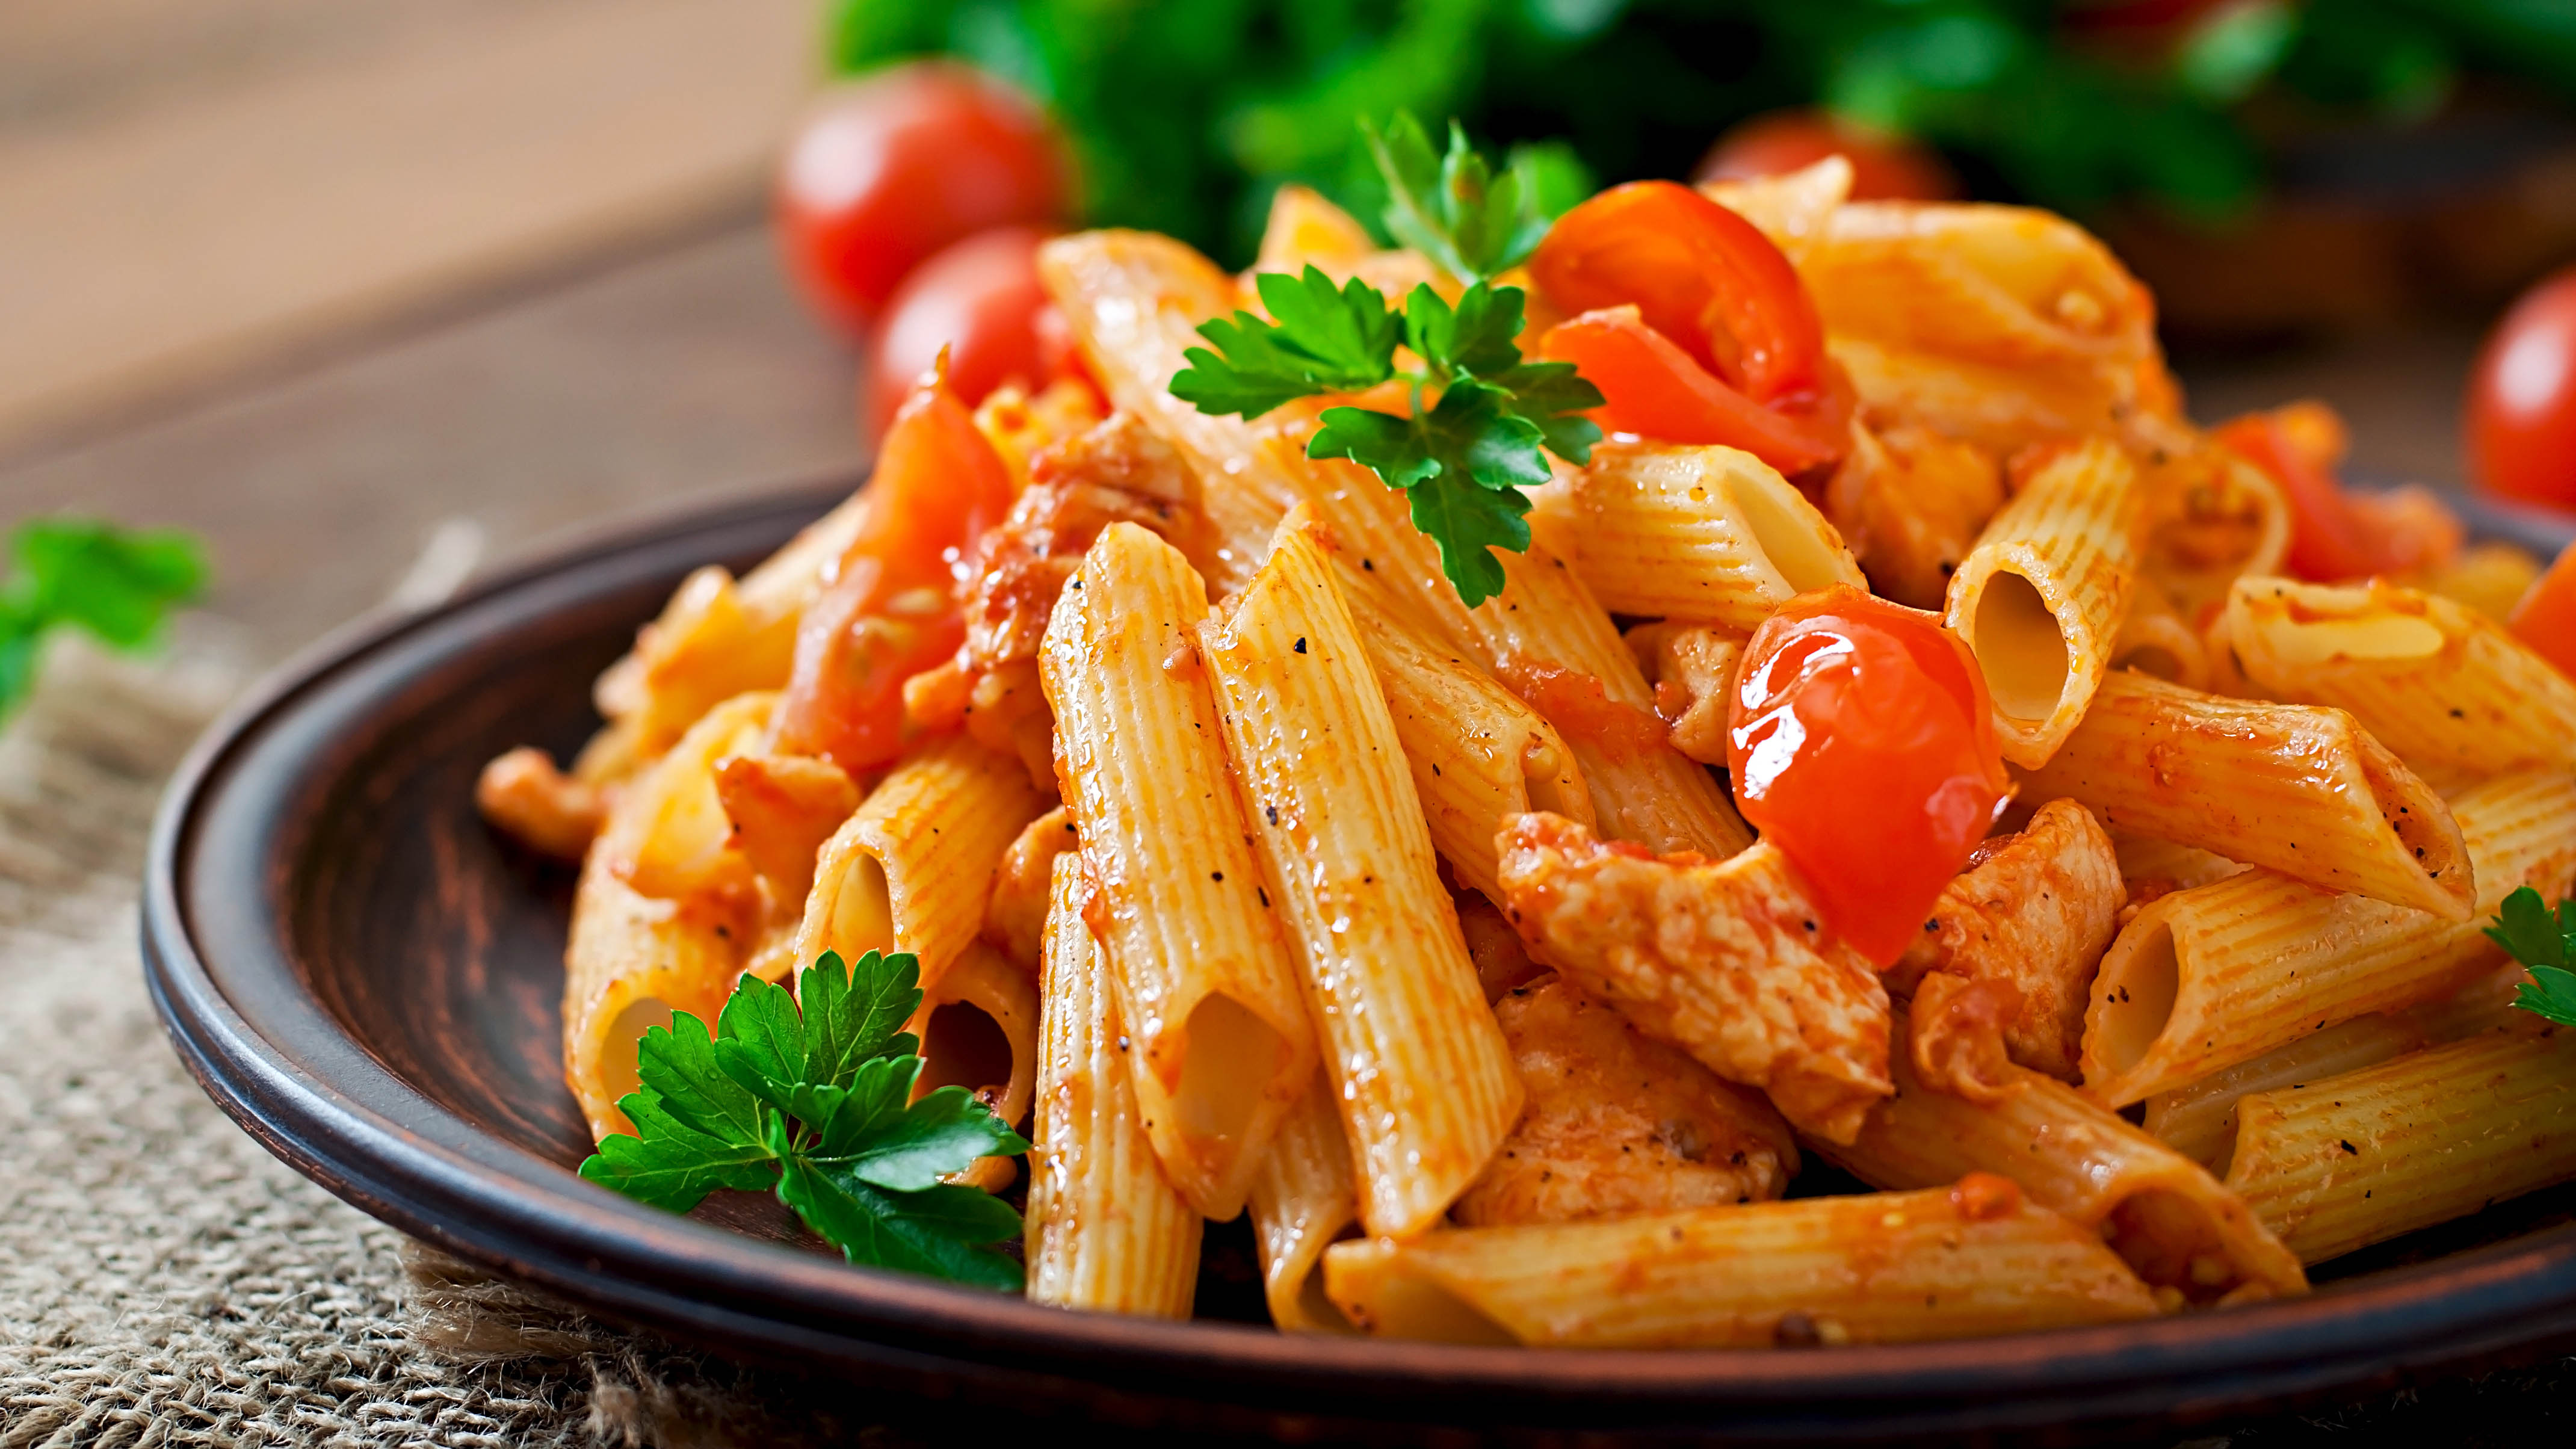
xmin=144 ymin=478 xmax=2576 ymax=1445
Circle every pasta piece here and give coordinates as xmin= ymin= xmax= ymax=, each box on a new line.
xmin=1698 ymin=155 xmax=1853 ymax=265
xmin=1454 ymin=975 xmax=1797 ymax=1226
xmin=1027 ymin=855 xmax=1201 ymax=1315
xmin=1821 ymin=419 xmax=2006 ymax=611
xmin=1253 ymin=183 xmax=1375 ymax=277
xmin=974 ymin=377 xmax=1107 ymax=493
xmin=2082 ymin=769 xmax=2576 ymax=1108
xmin=709 ymin=752 xmax=859 ymax=905
xmin=1362 ymin=619 xmax=1594 ymax=904
xmin=2111 ymin=832 xmax=2247 ymax=902
xmin=909 ymin=942 xmax=1039 ymax=1193
xmin=1623 ymin=621 xmax=1744 ymax=767
xmin=1946 ymin=437 xmax=2145 ymax=768
xmin=475 ymin=746 xmax=605 ymax=860
xmin=2017 ymin=672 xmax=2474 ymax=920
xmin=1495 ymin=812 xmax=1892 ymax=1144
xmin=2417 ymin=540 xmax=2544 ymax=624
xmin=2225 ymin=1028 xmax=2576 ymax=1265
xmin=2224 ymin=576 xmax=2576 ymax=782
xmin=1245 ymin=1079 xmax=1361 ymax=1334
xmin=1324 ymin=1175 xmax=2159 ymax=1348
xmin=792 ymin=732 xmax=1048 ymax=999
xmin=1558 ymin=443 xmax=1864 ymax=629
xmin=2133 ymin=425 xmax=2292 ymax=619
xmin=1818 ymin=1011 xmax=2309 ymax=1305
xmin=595 ymin=691 xmax=776 ymax=903
xmin=1885 ymin=799 xmax=2126 ymax=1081
xmin=2107 ymin=578 xmax=2209 ymax=689
xmin=983 ymin=806 xmax=1077 ymax=973
xmin=1040 ymin=522 xmax=1320 ymax=1220
xmin=561 ymin=851 xmax=751 ymax=1143
xmin=1201 ymin=513 xmax=1525 ymax=1237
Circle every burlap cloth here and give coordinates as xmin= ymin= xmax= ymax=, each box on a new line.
xmin=0 ymin=629 xmax=2561 ymax=1448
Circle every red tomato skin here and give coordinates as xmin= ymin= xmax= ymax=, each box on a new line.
xmin=776 ymin=63 xmax=1069 ymax=333
xmin=1694 ymin=109 xmax=1960 ymax=203
xmin=866 ymin=226 xmax=1056 ymax=437
xmin=1728 ymin=587 xmax=2011 ymax=966
xmin=774 ymin=369 xmax=1018 ymax=772
xmin=2469 ymin=268 xmax=2576 ymax=512
xmin=2513 ymin=542 xmax=2576 ymax=680
xmin=1530 ymin=181 xmax=1826 ymax=405
xmin=1536 ymin=307 xmax=1850 ymax=477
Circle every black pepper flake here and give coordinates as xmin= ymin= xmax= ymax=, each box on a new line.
xmin=1211 ymin=871 xmax=1225 ymax=882
xmin=1266 ymin=804 xmax=1279 ymax=826
xmin=1362 ymin=558 xmax=1375 ymax=571
xmin=1294 ymin=637 xmax=1308 ymax=654
xmin=2339 ymin=1139 xmax=2359 ymax=1155
xmin=1256 ymin=886 xmax=1271 ymax=908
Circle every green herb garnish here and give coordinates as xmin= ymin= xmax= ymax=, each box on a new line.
xmin=2487 ymin=886 xmax=2576 ymax=1028
xmin=581 ymin=950 xmax=1030 ymax=1289
xmin=1170 ymin=116 xmax=1600 ymax=607
xmin=0 ymin=517 xmax=207 ymax=718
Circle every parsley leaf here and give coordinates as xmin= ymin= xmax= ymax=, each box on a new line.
xmin=1170 ymin=267 xmax=1400 ymax=417
xmin=1364 ymin=114 xmax=1555 ymax=286
xmin=579 ymin=950 xmax=1030 ymax=1288
xmin=2486 ymin=886 xmax=2576 ymax=1028
xmin=0 ymin=517 xmax=208 ymax=720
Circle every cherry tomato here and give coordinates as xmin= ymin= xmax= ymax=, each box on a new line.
xmin=866 ymin=226 xmax=1086 ymax=436
xmin=1728 ymin=586 xmax=2010 ymax=966
xmin=1531 ymin=181 xmax=1825 ymax=404
xmin=2512 ymin=541 xmax=2576 ymax=680
xmin=1536 ymin=307 xmax=1850 ymax=476
xmin=1693 ymin=109 xmax=1960 ymax=203
xmin=776 ymin=63 xmax=1070 ymax=333
xmin=2216 ymin=407 xmax=2448 ymax=581
xmin=773 ymin=366 xmax=1018 ymax=772
xmin=2468 ymin=267 xmax=2576 ymax=512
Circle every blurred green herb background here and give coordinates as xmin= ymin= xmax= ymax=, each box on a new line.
xmin=827 ymin=0 xmax=2576 ymax=263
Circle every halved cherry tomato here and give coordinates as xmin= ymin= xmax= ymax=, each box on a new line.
xmin=865 ymin=226 xmax=1084 ymax=437
xmin=1694 ymin=109 xmax=1960 ymax=203
xmin=2512 ymin=541 xmax=2576 ymax=680
xmin=1728 ymin=586 xmax=2012 ymax=966
xmin=2468 ymin=267 xmax=2576 ymax=512
xmin=1536 ymin=307 xmax=1850 ymax=476
xmin=773 ymin=365 xmax=1017 ymax=772
xmin=1530 ymin=181 xmax=1824 ymax=404
xmin=776 ymin=63 xmax=1070 ymax=333
xmin=2215 ymin=406 xmax=2451 ymax=581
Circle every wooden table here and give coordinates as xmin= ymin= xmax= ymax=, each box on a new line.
xmin=0 ymin=216 xmax=2560 ymax=1447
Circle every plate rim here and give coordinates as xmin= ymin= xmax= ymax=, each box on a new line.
xmin=140 ymin=478 xmax=2576 ymax=1435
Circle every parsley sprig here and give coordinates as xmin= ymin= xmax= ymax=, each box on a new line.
xmin=581 ymin=950 xmax=1030 ymax=1289
xmin=0 ymin=517 xmax=207 ymax=718
xmin=2489 ymin=886 xmax=2576 ymax=1028
xmin=1169 ymin=116 xmax=1601 ymax=607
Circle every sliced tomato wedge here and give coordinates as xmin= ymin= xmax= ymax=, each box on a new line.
xmin=774 ymin=364 xmax=1017 ymax=772
xmin=2513 ymin=541 xmax=2576 ymax=681
xmin=1728 ymin=586 xmax=2012 ymax=966
xmin=2214 ymin=407 xmax=2454 ymax=582
xmin=1536 ymin=306 xmax=1849 ymax=476
xmin=1530 ymin=180 xmax=1824 ymax=405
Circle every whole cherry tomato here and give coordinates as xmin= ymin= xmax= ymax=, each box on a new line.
xmin=773 ymin=365 xmax=1018 ymax=772
xmin=1693 ymin=109 xmax=1960 ymax=202
xmin=2468 ymin=267 xmax=2576 ymax=512
xmin=2216 ymin=406 xmax=2453 ymax=581
xmin=2513 ymin=541 xmax=2576 ymax=681
xmin=866 ymin=226 xmax=1084 ymax=436
xmin=1530 ymin=181 xmax=1824 ymax=404
xmin=1536 ymin=307 xmax=1850 ymax=476
xmin=1728 ymin=586 xmax=2011 ymax=966
xmin=776 ymin=63 xmax=1070 ymax=333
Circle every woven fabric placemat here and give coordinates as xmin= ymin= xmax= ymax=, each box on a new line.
xmin=1 ymin=629 xmax=2566 ymax=1448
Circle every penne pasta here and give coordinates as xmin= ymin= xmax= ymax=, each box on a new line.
xmin=1699 ymin=155 xmax=1853 ymax=265
xmin=792 ymin=732 xmax=1048 ymax=999
xmin=1244 ymin=1078 xmax=1361 ymax=1334
xmin=1324 ymin=1175 xmax=2160 ymax=1348
xmin=2224 ymin=576 xmax=2576 ymax=783
xmin=2082 ymin=769 xmax=2576 ymax=1108
xmin=1027 ymin=855 xmax=1202 ymax=1315
xmin=561 ymin=850 xmax=752 ymax=1143
xmin=1039 ymin=522 xmax=1320 ymax=1220
xmin=2133 ymin=425 xmax=2293 ymax=620
xmin=2017 ymin=672 xmax=2473 ymax=919
xmin=2224 ymin=1027 xmax=2576 ymax=1265
xmin=1558 ymin=442 xmax=1864 ymax=630
xmin=1362 ymin=619 xmax=1595 ymax=904
xmin=1819 ymin=1010 xmax=2309 ymax=1305
xmin=1947 ymin=437 xmax=2146 ymax=768
xmin=910 ymin=941 xmax=1040 ymax=1193
xmin=1496 ymin=812 xmax=1892 ymax=1143
xmin=1201 ymin=512 xmax=1525 ymax=1237
xmin=2106 ymin=578 xmax=2210 ymax=689
xmin=594 ymin=691 xmax=776 ymax=903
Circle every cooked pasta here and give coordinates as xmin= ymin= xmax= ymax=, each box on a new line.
xmin=1244 ymin=1079 xmax=1361 ymax=1334
xmin=1557 ymin=442 xmax=1865 ymax=629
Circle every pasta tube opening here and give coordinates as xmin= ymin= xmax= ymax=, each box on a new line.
xmin=1173 ymin=994 xmax=1294 ymax=1144
xmin=598 ymin=995 xmax=676 ymax=1104
xmin=1736 ymin=464 xmax=1859 ymax=598
xmin=1325 ymin=1247 xmax=1520 ymax=1346
xmin=2087 ymin=914 xmax=2181 ymax=1087
xmin=1970 ymin=570 xmax=2071 ymax=726
xmin=918 ymin=999 xmax=1016 ymax=1102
